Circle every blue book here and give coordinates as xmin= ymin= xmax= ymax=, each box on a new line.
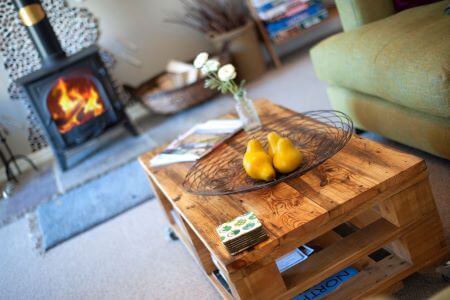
xmin=265 ymin=2 xmax=324 ymax=33
xmin=256 ymin=0 xmax=288 ymax=12
xmin=268 ymin=9 xmax=328 ymax=38
xmin=293 ymin=267 xmax=359 ymax=300
xmin=256 ymin=0 xmax=316 ymax=13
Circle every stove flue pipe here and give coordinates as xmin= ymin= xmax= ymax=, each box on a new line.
xmin=12 ymin=0 xmax=66 ymax=65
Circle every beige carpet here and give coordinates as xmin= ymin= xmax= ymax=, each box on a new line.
xmin=0 ymin=48 xmax=449 ymax=300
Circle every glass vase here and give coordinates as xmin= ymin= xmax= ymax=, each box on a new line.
xmin=234 ymin=91 xmax=262 ymax=131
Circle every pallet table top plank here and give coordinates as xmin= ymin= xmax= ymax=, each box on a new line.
xmin=138 ymin=100 xmax=426 ymax=275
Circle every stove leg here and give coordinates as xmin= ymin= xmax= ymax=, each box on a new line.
xmin=0 ymin=148 xmax=18 ymax=183
xmin=55 ymin=150 xmax=69 ymax=172
xmin=123 ymin=116 xmax=139 ymax=136
xmin=7 ymin=155 xmax=39 ymax=173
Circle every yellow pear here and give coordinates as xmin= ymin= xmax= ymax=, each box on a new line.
xmin=243 ymin=139 xmax=276 ymax=181
xmin=267 ymin=132 xmax=281 ymax=157
xmin=273 ymin=137 xmax=303 ymax=174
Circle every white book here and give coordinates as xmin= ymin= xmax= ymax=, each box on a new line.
xmin=276 ymin=245 xmax=315 ymax=272
xmin=150 ymin=119 xmax=243 ymax=167
xmin=276 ymin=248 xmax=308 ymax=272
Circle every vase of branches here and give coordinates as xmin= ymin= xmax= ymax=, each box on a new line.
xmin=167 ymin=0 xmax=267 ymax=81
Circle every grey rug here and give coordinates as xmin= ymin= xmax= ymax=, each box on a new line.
xmin=0 ymin=97 xmax=233 ymax=229
xmin=30 ymin=160 xmax=154 ymax=252
xmin=53 ymin=125 xmax=157 ymax=194
xmin=0 ymin=97 xmax=234 ymax=253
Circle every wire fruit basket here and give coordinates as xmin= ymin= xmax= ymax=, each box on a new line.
xmin=182 ymin=110 xmax=353 ymax=195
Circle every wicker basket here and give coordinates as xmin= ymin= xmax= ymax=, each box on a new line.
xmin=132 ymin=52 xmax=231 ymax=115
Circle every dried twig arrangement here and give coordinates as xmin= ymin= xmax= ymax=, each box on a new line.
xmin=166 ymin=0 xmax=248 ymax=35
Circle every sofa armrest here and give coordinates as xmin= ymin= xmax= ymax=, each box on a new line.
xmin=336 ymin=0 xmax=395 ymax=31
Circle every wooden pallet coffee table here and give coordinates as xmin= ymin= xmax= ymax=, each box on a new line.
xmin=138 ymin=100 xmax=449 ymax=300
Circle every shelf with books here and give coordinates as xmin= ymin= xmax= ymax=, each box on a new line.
xmin=205 ymin=205 xmax=403 ymax=299
xmin=247 ymin=0 xmax=339 ymax=67
xmin=272 ymin=6 xmax=338 ymax=45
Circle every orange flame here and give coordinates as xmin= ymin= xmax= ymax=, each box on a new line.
xmin=47 ymin=77 xmax=106 ymax=134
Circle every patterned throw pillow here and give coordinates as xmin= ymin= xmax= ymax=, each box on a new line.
xmin=394 ymin=0 xmax=441 ymax=11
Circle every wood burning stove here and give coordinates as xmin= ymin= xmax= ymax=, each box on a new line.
xmin=12 ymin=0 xmax=137 ymax=170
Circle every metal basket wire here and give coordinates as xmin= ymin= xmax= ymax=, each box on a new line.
xmin=183 ymin=110 xmax=354 ymax=195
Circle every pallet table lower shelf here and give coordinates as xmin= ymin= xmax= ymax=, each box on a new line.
xmin=138 ymin=100 xmax=449 ymax=300
xmin=158 ymin=196 xmax=447 ymax=300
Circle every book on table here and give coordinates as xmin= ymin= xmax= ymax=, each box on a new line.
xmin=150 ymin=119 xmax=243 ymax=167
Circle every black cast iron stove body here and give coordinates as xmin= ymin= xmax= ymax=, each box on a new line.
xmin=12 ymin=0 xmax=137 ymax=170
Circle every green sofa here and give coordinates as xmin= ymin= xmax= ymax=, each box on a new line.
xmin=310 ymin=0 xmax=450 ymax=159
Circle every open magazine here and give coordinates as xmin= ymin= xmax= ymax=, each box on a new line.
xmin=150 ymin=119 xmax=243 ymax=167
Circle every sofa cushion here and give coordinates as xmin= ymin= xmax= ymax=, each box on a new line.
xmin=335 ymin=0 xmax=395 ymax=31
xmin=327 ymin=85 xmax=450 ymax=159
xmin=311 ymin=1 xmax=450 ymax=118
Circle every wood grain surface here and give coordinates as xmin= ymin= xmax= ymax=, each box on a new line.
xmin=138 ymin=100 xmax=427 ymax=274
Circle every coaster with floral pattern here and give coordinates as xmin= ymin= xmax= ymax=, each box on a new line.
xmin=216 ymin=211 xmax=264 ymax=244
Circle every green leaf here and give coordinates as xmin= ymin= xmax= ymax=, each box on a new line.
xmin=205 ymin=78 xmax=221 ymax=90
xmin=223 ymin=225 xmax=232 ymax=231
xmin=243 ymin=223 xmax=255 ymax=230
xmin=204 ymin=79 xmax=213 ymax=88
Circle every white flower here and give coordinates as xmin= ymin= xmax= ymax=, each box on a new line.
xmin=193 ymin=52 xmax=209 ymax=69
xmin=201 ymin=59 xmax=220 ymax=75
xmin=218 ymin=64 xmax=237 ymax=81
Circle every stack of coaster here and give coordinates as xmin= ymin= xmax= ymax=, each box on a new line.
xmin=216 ymin=212 xmax=268 ymax=255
